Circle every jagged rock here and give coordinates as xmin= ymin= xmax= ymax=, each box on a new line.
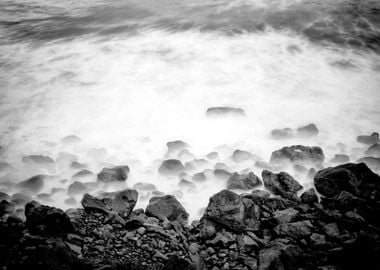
xmin=251 ymin=190 xmax=271 ymax=199
xmin=214 ymin=169 xmax=232 ymax=179
xmin=237 ymin=234 xmax=259 ymax=251
xmin=209 ymin=230 xmax=235 ymax=247
xmin=300 ymin=188 xmax=318 ymax=205
xmin=274 ymin=220 xmax=313 ymax=239
xmin=25 ymin=201 xmax=73 ymax=236
xmin=330 ymin=154 xmax=350 ymax=164
xmin=322 ymin=223 xmax=340 ymax=239
xmin=68 ymin=181 xmax=87 ymax=195
xmin=357 ymin=132 xmax=379 ymax=145
xmin=203 ymin=189 xmax=245 ymax=232
xmin=17 ymin=175 xmax=47 ymax=193
xmin=270 ymin=145 xmax=324 ymax=165
xmin=206 ymin=107 xmax=245 ymax=116
xmin=258 ymin=242 xmax=286 ymax=270
xmin=227 ymin=172 xmax=261 ymax=190
xmin=262 ymin=170 xmax=302 ymax=200
xmin=314 ymin=163 xmax=380 ymax=200
xmin=159 ymin=159 xmax=185 ymax=175
xmin=178 ymin=179 xmax=196 ymax=189
xmin=97 ymin=165 xmax=130 ymax=182
xmin=0 ymin=200 xmax=15 ymax=216
xmin=133 ymin=182 xmax=157 ymax=191
xmin=365 ymin=143 xmax=380 ymax=157
xmin=22 ymin=155 xmax=54 ymax=165
xmin=272 ymin=208 xmax=299 ymax=224
xmin=232 ymin=150 xmax=254 ymax=162
xmin=199 ymin=218 xmax=217 ymax=239
xmin=145 ymin=195 xmax=188 ymax=224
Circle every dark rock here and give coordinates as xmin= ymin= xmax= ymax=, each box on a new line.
xmin=162 ymin=255 xmax=195 ymax=270
xmin=0 ymin=191 xmax=10 ymax=201
xmin=72 ymin=169 xmax=93 ymax=178
xmin=330 ymin=154 xmax=350 ymax=164
xmin=178 ymin=179 xmax=196 ymax=189
xmin=0 ymin=200 xmax=15 ymax=216
xmin=199 ymin=218 xmax=217 ymax=239
xmin=227 ymin=172 xmax=261 ymax=190
xmin=22 ymin=155 xmax=54 ymax=165
xmin=97 ymin=165 xmax=130 ymax=182
xmin=270 ymin=145 xmax=324 ymax=165
xmin=274 ymin=220 xmax=313 ymax=239
xmin=322 ymin=222 xmax=340 ymax=239
xmin=68 ymin=181 xmax=87 ymax=195
xmin=133 ymin=182 xmax=157 ymax=191
xmin=297 ymin=123 xmax=319 ymax=137
xmin=258 ymin=242 xmax=286 ymax=270
xmin=25 ymin=201 xmax=73 ymax=236
xmin=232 ymin=149 xmax=254 ymax=162
xmin=365 ymin=143 xmax=380 ymax=157
xmin=206 ymin=107 xmax=245 ymax=116
xmin=300 ymin=188 xmax=319 ymax=205
xmin=262 ymin=170 xmax=302 ymax=200
xmin=145 ymin=195 xmax=188 ymax=224
xmin=308 ymin=168 xmax=317 ymax=179
xmin=61 ymin=135 xmax=82 ymax=144
xmin=272 ymin=208 xmax=299 ymax=224
xmin=159 ymin=159 xmax=185 ymax=175
xmin=17 ymin=175 xmax=47 ymax=193
xmin=357 ymin=132 xmax=379 ymax=145
xmin=203 ymin=189 xmax=245 ymax=232
xmin=314 ymin=163 xmax=380 ymax=200
xmin=251 ymin=190 xmax=271 ymax=199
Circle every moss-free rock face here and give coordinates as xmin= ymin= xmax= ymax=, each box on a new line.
xmin=203 ymin=189 xmax=245 ymax=232
xmin=17 ymin=175 xmax=47 ymax=193
xmin=158 ymin=159 xmax=185 ymax=175
xmin=314 ymin=163 xmax=380 ymax=200
xmin=97 ymin=165 xmax=130 ymax=182
xmin=357 ymin=132 xmax=379 ymax=145
xmin=262 ymin=170 xmax=303 ymax=200
xmin=145 ymin=195 xmax=188 ymax=224
xmin=270 ymin=145 xmax=324 ymax=165
xmin=227 ymin=172 xmax=261 ymax=190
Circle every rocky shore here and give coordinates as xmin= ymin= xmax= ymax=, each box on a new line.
xmin=1 ymin=159 xmax=380 ymax=270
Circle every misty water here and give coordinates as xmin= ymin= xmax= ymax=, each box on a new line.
xmin=0 ymin=0 xmax=380 ymax=220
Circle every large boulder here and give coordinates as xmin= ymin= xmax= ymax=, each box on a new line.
xmin=25 ymin=201 xmax=73 ymax=236
xmin=262 ymin=170 xmax=303 ymax=200
xmin=97 ymin=165 xmax=130 ymax=182
xmin=314 ymin=163 xmax=380 ymax=201
xmin=146 ymin=195 xmax=188 ymax=224
xmin=227 ymin=172 xmax=262 ymax=190
xmin=81 ymin=188 xmax=138 ymax=219
xmin=270 ymin=145 xmax=324 ymax=165
xmin=203 ymin=189 xmax=245 ymax=232
xmin=17 ymin=175 xmax=47 ymax=193
xmin=159 ymin=159 xmax=185 ymax=175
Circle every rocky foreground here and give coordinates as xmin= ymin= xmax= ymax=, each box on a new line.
xmin=1 ymin=161 xmax=380 ymax=270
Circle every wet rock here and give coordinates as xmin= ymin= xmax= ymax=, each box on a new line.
xmin=214 ymin=169 xmax=232 ymax=179
xmin=262 ymin=170 xmax=302 ymax=200
xmin=274 ymin=220 xmax=313 ymax=239
xmin=314 ymin=163 xmax=380 ymax=200
xmin=17 ymin=175 xmax=47 ymax=193
xmin=322 ymin=223 xmax=340 ymax=239
xmin=356 ymin=156 xmax=380 ymax=170
xmin=22 ymin=155 xmax=54 ymax=165
xmin=227 ymin=172 xmax=261 ymax=190
xmin=365 ymin=143 xmax=380 ymax=157
xmin=330 ymin=154 xmax=350 ymax=164
xmin=258 ymin=242 xmax=285 ymax=270
xmin=178 ymin=179 xmax=196 ymax=189
xmin=72 ymin=169 xmax=93 ymax=178
xmin=209 ymin=230 xmax=235 ymax=247
xmin=207 ymin=152 xmax=219 ymax=160
xmin=251 ymin=190 xmax=271 ymax=199
xmin=162 ymin=255 xmax=195 ymax=270
xmin=0 ymin=192 xmax=10 ymax=201
xmin=167 ymin=140 xmax=189 ymax=151
xmin=70 ymin=161 xmax=87 ymax=169
xmin=203 ymin=189 xmax=245 ymax=232
xmin=192 ymin=172 xmax=207 ymax=182
xmin=270 ymin=145 xmax=324 ymax=165
xmin=159 ymin=159 xmax=185 ymax=175
xmin=357 ymin=132 xmax=379 ymax=145
xmin=232 ymin=149 xmax=254 ymax=162
xmin=0 ymin=200 xmax=15 ymax=216
xmin=97 ymin=165 xmax=130 ymax=182
xmin=271 ymin=123 xmax=318 ymax=139
xmin=297 ymin=123 xmax=319 ymax=137
xmin=68 ymin=181 xmax=87 ymax=195
xmin=199 ymin=218 xmax=217 ymax=239
xmin=133 ymin=182 xmax=157 ymax=191
xmin=64 ymin=197 xmax=77 ymax=205
xmin=272 ymin=208 xmax=299 ymax=224
xmin=25 ymin=200 xmax=73 ymax=236
xmin=145 ymin=195 xmax=188 ymax=224
xmin=61 ymin=135 xmax=82 ymax=144
xmin=271 ymin=127 xmax=294 ymax=139
xmin=300 ymin=188 xmax=318 ymax=205
xmin=206 ymin=106 xmax=245 ymax=116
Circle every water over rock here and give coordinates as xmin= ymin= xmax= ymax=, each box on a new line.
xmin=97 ymin=165 xmax=130 ymax=182
xmin=145 ymin=195 xmax=188 ymax=224
xmin=68 ymin=181 xmax=87 ymax=195
xmin=227 ymin=172 xmax=262 ymax=190
xmin=365 ymin=143 xmax=380 ymax=157
xmin=159 ymin=159 xmax=185 ymax=175
xmin=356 ymin=156 xmax=380 ymax=170
xmin=270 ymin=145 xmax=324 ymax=165
xmin=22 ymin=155 xmax=54 ymax=165
xmin=17 ymin=175 xmax=47 ymax=193
xmin=357 ymin=132 xmax=379 ymax=145
xmin=206 ymin=106 xmax=245 ymax=116
xmin=300 ymin=188 xmax=318 ymax=205
xmin=330 ymin=154 xmax=350 ymax=163
xmin=271 ymin=123 xmax=318 ymax=139
xmin=232 ymin=149 xmax=255 ymax=162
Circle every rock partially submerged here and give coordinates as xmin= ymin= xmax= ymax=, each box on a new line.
xmin=22 ymin=155 xmax=54 ymax=165
xmin=365 ymin=143 xmax=380 ymax=157
xmin=97 ymin=165 xmax=130 ymax=182
xmin=17 ymin=175 xmax=48 ymax=193
xmin=227 ymin=172 xmax=262 ymax=190
xmin=159 ymin=159 xmax=185 ymax=175
xmin=206 ymin=106 xmax=245 ymax=117
xmin=270 ymin=145 xmax=324 ymax=165
xmin=271 ymin=123 xmax=318 ymax=139
xmin=357 ymin=132 xmax=379 ymax=145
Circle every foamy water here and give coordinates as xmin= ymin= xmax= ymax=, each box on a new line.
xmin=1 ymin=0 xmax=380 ymax=220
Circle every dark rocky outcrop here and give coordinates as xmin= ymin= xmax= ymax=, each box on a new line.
xmin=97 ymin=165 xmax=130 ymax=182
xmin=262 ymin=170 xmax=303 ymax=200
xmin=159 ymin=159 xmax=185 ymax=175
xmin=227 ymin=172 xmax=262 ymax=190
xmin=300 ymin=188 xmax=318 ymax=205
xmin=270 ymin=145 xmax=324 ymax=165
xmin=357 ymin=132 xmax=379 ymax=145
xmin=206 ymin=107 xmax=245 ymax=116
xmin=146 ymin=195 xmax=188 ymax=224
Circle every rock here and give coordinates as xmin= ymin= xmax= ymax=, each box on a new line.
xmin=258 ymin=243 xmax=285 ymax=270
xmin=322 ymin=223 xmax=340 ymax=239
xmin=0 ymin=192 xmax=10 ymax=201
xmin=133 ymin=182 xmax=157 ymax=191
xmin=199 ymin=218 xmax=217 ymax=239
xmin=178 ymin=179 xmax=196 ymax=189
xmin=209 ymin=230 xmax=235 ymax=247
xmin=145 ymin=195 xmax=188 ymax=224
xmin=314 ymin=163 xmax=380 ymax=200
xmin=25 ymin=201 xmax=73 ymax=236
xmin=272 ymin=208 xmax=299 ymax=224
xmin=61 ymin=135 xmax=82 ymax=144
xmin=72 ymin=169 xmax=93 ymax=178
xmin=262 ymin=170 xmax=303 ymax=200
xmin=68 ymin=181 xmax=87 ymax=195
xmin=192 ymin=172 xmax=207 ymax=182
xmin=296 ymin=123 xmax=319 ymax=137
xmin=207 ymin=152 xmax=219 ymax=160
xmin=70 ymin=161 xmax=87 ymax=169
xmin=232 ymin=150 xmax=254 ymax=162
xmin=10 ymin=193 xmax=32 ymax=205
xmin=270 ymin=145 xmax=324 ymax=165
xmin=22 ymin=155 xmax=54 ymax=165
xmin=227 ymin=172 xmax=262 ymax=190
xmin=203 ymin=189 xmax=245 ymax=232
xmin=162 ymin=255 xmax=195 ymax=270
xmin=300 ymin=188 xmax=318 ymax=205
xmin=251 ymin=190 xmax=271 ymax=199
xmin=271 ymin=128 xmax=294 ymax=139
xmin=0 ymin=200 xmax=15 ymax=216
xmin=356 ymin=156 xmax=380 ymax=170
xmin=237 ymin=234 xmax=259 ymax=251
xmin=206 ymin=106 xmax=245 ymax=116
xmin=65 ymin=197 xmax=77 ymax=205
xmin=214 ymin=169 xmax=232 ymax=179
xmin=307 ymin=168 xmax=317 ymax=179
xmin=188 ymin=242 xmax=200 ymax=254
xmin=274 ymin=220 xmax=313 ymax=239
xmin=330 ymin=154 xmax=350 ymax=164
xmin=17 ymin=175 xmax=47 ymax=193
xmin=159 ymin=159 xmax=185 ymax=175
xmin=310 ymin=233 xmax=326 ymax=247
xmin=357 ymin=132 xmax=379 ymax=145
xmin=167 ymin=140 xmax=189 ymax=151
xmin=97 ymin=165 xmax=130 ymax=182
xmin=365 ymin=143 xmax=380 ymax=157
